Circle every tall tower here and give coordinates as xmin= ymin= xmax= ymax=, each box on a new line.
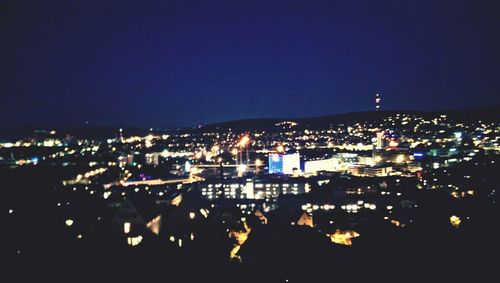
xmin=119 ymin=128 xmax=124 ymax=143
xmin=375 ymin=93 xmax=381 ymax=111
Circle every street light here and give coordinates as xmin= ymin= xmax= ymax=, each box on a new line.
xmin=255 ymin=159 xmax=262 ymax=167
xmin=238 ymin=135 xmax=251 ymax=166
xmin=238 ymin=135 xmax=250 ymax=148
xmin=276 ymin=144 xmax=285 ymax=153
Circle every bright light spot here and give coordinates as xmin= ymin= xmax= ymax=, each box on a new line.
xmin=450 ymin=215 xmax=461 ymax=228
xmin=389 ymin=140 xmax=399 ymax=148
xmin=238 ymin=164 xmax=247 ymax=173
xmin=189 ymin=212 xmax=196 ymax=219
xmin=124 ymin=222 xmax=131 ymax=234
xmin=255 ymin=159 xmax=262 ymax=167
xmin=239 ymin=135 xmax=250 ymax=148
xmin=103 ymin=191 xmax=111 ymax=199
xmin=65 ymin=219 xmax=74 ymax=227
xmin=211 ymin=145 xmax=220 ymax=153
xmin=200 ymin=208 xmax=209 ymax=218
xmin=127 ymin=235 xmax=143 ymax=246
xmin=229 ymin=221 xmax=252 ymax=261
xmin=328 ymin=230 xmax=360 ymax=246
xmin=396 ymin=155 xmax=405 ymax=163
xmin=391 ymin=220 xmax=401 ymax=227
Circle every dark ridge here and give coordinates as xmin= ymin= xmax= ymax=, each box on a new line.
xmin=1 ymin=106 xmax=498 ymax=139
xmin=0 ymin=127 xmax=173 ymax=140
xmin=199 ymin=105 xmax=500 ymax=132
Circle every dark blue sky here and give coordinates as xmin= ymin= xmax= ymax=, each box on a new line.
xmin=2 ymin=0 xmax=499 ymax=127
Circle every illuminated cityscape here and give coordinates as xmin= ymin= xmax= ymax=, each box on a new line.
xmin=3 ymin=0 xmax=500 ymax=282
xmin=4 ymin=106 xmax=499 ymax=281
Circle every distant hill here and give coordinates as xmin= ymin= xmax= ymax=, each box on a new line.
xmin=2 ymin=106 xmax=498 ymax=139
xmin=199 ymin=105 xmax=500 ymax=132
xmin=0 ymin=127 xmax=172 ymax=140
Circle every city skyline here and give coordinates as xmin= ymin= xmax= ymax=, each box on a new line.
xmin=3 ymin=1 xmax=500 ymax=280
xmin=2 ymin=0 xmax=500 ymax=128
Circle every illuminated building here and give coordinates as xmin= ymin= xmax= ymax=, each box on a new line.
xmin=304 ymin=157 xmax=339 ymax=173
xmin=376 ymin=131 xmax=385 ymax=149
xmin=348 ymin=164 xmax=393 ymax=177
xmin=269 ymin=153 xmax=283 ymax=174
xmin=268 ymin=153 xmax=301 ymax=175
xmin=302 ymin=154 xmax=359 ymax=173
xmin=145 ymin=152 xmax=160 ymax=166
xmin=112 ymin=201 xmax=145 ymax=235
xmin=199 ymin=178 xmax=310 ymax=200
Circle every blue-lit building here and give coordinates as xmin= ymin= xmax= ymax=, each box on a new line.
xmin=269 ymin=153 xmax=284 ymax=174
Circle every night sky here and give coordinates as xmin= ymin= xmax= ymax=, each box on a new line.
xmin=2 ymin=0 xmax=500 ymax=128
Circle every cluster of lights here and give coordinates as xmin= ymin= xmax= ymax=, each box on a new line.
xmin=301 ymin=203 xmax=336 ymax=213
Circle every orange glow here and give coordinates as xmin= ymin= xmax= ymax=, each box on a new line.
xmin=146 ymin=215 xmax=161 ymax=235
xmin=390 ymin=219 xmax=401 ymax=227
xmin=296 ymin=212 xmax=313 ymax=227
xmin=450 ymin=215 xmax=461 ymax=228
xmin=255 ymin=159 xmax=262 ymax=167
xmin=329 ymin=230 xmax=360 ymax=246
xmin=199 ymin=208 xmax=209 ymax=218
xmin=389 ymin=140 xmax=399 ymax=147
xmin=254 ymin=209 xmax=268 ymax=224
xmin=239 ymin=135 xmax=250 ymax=148
xmin=171 ymin=194 xmax=183 ymax=206
xmin=229 ymin=221 xmax=252 ymax=261
xmin=395 ymin=154 xmax=405 ymax=163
